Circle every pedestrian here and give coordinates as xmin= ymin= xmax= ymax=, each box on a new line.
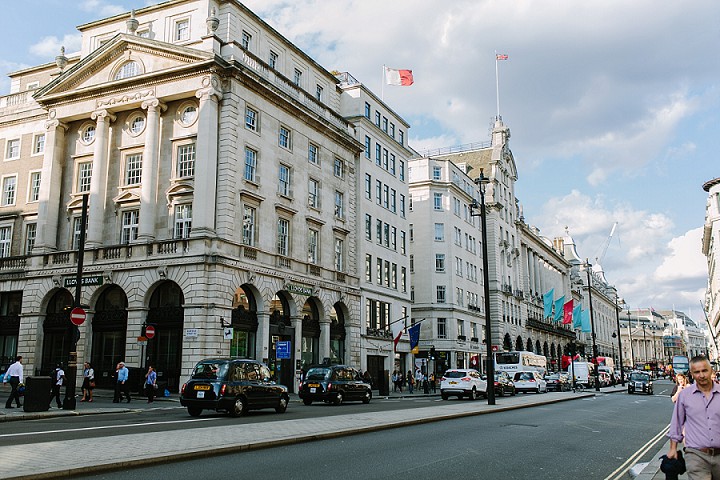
xmin=398 ymin=372 xmax=403 ymax=393
xmin=671 ymin=373 xmax=689 ymax=403
xmin=430 ymin=372 xmax=437 ymax=393
xmin=144 ymin=365 xmax=157 ymax=403
xmin=667 ymin=355 xmax=720 ymax=478
xmin=363 ymin=370 xmax=372 ymax=388
xmin=407 ymin=370 xmax=414 ymax=394
xmin=80 ymin=362 xmax=95 ymax=402
xmin=391 ymin=370 xmax=398 ymax=392
xmin=114 ymin=361 xmax=131 ymax=403
xmin=3 ymin=355 xmax=23 ymax=409
xmin=51 ymin=363 xmax=65 ymax=409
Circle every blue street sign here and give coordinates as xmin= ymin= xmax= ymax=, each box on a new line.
xmin=276 ymin=341 xmax=291 ymax=359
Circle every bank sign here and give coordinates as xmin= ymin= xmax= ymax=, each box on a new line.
xmin=64 ymin=275 xmax=104 ymax=288
xmin=286 ymin=284 xmax=313 ymax=296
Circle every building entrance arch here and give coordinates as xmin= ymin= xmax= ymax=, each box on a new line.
xmin=91 ymin=286 xmax=128 ymax=388
xmin=268 ymin=293 xmax=293 ymax=390
xmin=231 ymin=285 xmax=258 ymax=358
xmin=41 ymin=290 xmax=73 ymax=376
xmin=329 ymin=303 xmax=346 ymax=365
xmin=146 ymin=282 xmax=184 ymax=392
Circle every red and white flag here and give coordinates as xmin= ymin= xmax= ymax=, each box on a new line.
xmin=385 ymin=67 xmax=414 ymax=86
xmin=391 ymin=322 xmax=405 ymax=351
xmin=496 ymin=53 xmax=508 ymax=60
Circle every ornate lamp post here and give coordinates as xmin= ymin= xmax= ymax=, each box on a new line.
xmin=469 ymin=169 xmax=495 ymax=405
xmin=614 ymin=293 xmax=626 ymax=386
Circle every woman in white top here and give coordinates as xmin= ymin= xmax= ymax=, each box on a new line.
xmin=80 ymin=362 xmax=95 ymax=402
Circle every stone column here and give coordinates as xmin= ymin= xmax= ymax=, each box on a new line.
xmin=86 ymin=109 xmax=116 ymax=248
xmin=33 ymin=118 xmax=68 ymax=254
xmin=255 ymin=312 xmax=270 ymax=363
xmin=190 ymin=76 xmax=221 ymax=237
xmin=137 ymin=99 xmax=166 ymax=243
xmin=319 ymin=319 xmax=331 ymax=361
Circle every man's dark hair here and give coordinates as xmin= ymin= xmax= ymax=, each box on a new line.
xmin=690 ymin=355 xmax=710 ymax=365
xmin=15 ymin=355 xmax=22 ymax=362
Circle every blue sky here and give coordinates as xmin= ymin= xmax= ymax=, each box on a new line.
xmin=2 ymin=0 xmax=718 ymax=324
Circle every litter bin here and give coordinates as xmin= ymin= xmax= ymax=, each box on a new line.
xmin=23 ymin=376 xmax=52 ymax=412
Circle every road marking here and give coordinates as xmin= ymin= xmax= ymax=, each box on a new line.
xmin=0 ymin=417 xmax=220 ymax=439
xmin=603 ymin=423 xmax=670 ymax=480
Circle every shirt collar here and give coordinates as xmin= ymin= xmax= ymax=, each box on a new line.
xmin=689 ymin=382 xmax=720 ymax=395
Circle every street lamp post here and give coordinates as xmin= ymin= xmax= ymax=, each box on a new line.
xmin=585 ymin=260 xmax=601 ymax=392
xmin=627 ymin=309 xmax=634 ymax=370
xmin=470 ymin=169 xmax=495 ymax=405
xmin=614 ymin=294 xmax=626 ymax=386
xmin=642 ymin=323 xmax=647 ymax=368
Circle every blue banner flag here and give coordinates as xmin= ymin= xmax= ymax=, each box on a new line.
xmin=581 ymin=310 xmax=591 ymax=333
xmin=543 ymin=289 xmax=554 ymax=318
xmin=553 ymin=296 xmax=565 ymax=322
xmin=408 ymin=323 xmax=421 ymax=354
xmin=572 ymin=303 xmax=582 ymax=328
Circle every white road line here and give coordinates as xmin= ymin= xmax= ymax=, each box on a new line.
xmin=0 ymin=417 xmax=220 ymax=439
xmin=603 ymin=424 xmax=670 ymax=480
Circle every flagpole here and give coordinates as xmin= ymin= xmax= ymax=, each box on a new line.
xmin=381 ymin=65 xmax=385 ymax=102
xmin=495 ymin=51 xmax=500 ymax=120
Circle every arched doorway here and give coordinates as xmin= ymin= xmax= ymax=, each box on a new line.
xmin=231 ymin=285 xmax=257 ymax=358
xmin=543 ymin=341 xmax=549 ymax=358
xmin=329 ymin=303 xmax=345 ymax=364
xmin=503 ymin=333 xmax=512 ymax=351
xmin=146 ymin=282 xmax=184 ymax=391
xmin=0 ymin=291 xmax=21 ymax=370
xmin=41 ymin=290 xmax=73 ymax=375
xmin=268 ymin=293 xmax=293 ymax=389
xmin=526 ymin=338 xmax=533 ymax=352
xmin=515 ymin=336 xmax=523 ymax=351
xmin=91 ymin=286 xmax=128 ymax=388
xmin=301 ymin=299 xmax=320 ymax=369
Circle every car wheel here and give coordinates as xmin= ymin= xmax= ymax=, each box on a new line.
xmin=441 ymin=393 xmax=449 ymax=400
xmin=187 ymin=407 xmax=202 ymax=417
xmin=275 ymin=395 xmax=289 ymax=413
xmin=229 ymin=396 xmax=247 ymax=417
xmin=334 ymin=391 xmax=344 ymax=406
xmin=469 ymin=387 xmax=477 ymax=400
xmin=362 ymin=390 xmax=372 ymax=404
xmin=511 ymin=387 xmax=516 ymax=396
xmin=303 ymin=398 xmax=313 ymax=406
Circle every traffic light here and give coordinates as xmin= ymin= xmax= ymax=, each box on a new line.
xmin=429 ymin=347 xmax=436 ymax=360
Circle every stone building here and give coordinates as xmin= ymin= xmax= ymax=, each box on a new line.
xmin=703 ymin=177 xmax=720 ymax=359
xmin=0 ymin=0 xmax=418 ymax=391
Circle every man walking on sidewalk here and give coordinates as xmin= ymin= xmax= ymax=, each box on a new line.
xmin=3 ymin=356 xmax=23 ymax=409
xmin=667 ymin=355 xmax=720 ymax=479
xmin=114 ymin=361 xmax=131 ymax=403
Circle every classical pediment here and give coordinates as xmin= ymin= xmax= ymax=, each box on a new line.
xmin=34 ymin=33 xmax=215 ymax=102
xmin=113 ymin=189 xmax=141 ymax=206
xmin=166 ymin=180 xmax=194 ymax=204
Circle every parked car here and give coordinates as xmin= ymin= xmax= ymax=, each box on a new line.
xmin=544 ymin=373 xmax=570 ymax=392
xmin=440 ymin=368 xmax=487 ymax=400
xmin=298 ymin=365 xmax=372 ymax=405
xmin=484 ymin=372 xmax=516 ymax=397
xmin=180 ymin=358 xmax=289 ymax=417
xmin=513 ymin=371 xmax=548 ymax=393
xmin=598 ymin=371 xmax=612 ymax=387
xmin=628 ymin=372 xmax=653 ymax=395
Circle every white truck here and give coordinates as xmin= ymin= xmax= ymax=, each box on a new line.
xmin=568 ymin=361 xmax=595 ymax=388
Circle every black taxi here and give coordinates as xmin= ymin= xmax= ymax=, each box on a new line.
xmin=180 ymin=358 xmax=289 ymax=417
xmin=298 ymin=364 xmax=372 ymax=405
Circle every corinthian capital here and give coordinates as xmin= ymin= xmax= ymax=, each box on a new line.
xmin=45 ymin=119 xmax=68 ymax=132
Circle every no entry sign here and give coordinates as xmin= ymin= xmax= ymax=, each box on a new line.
xmin=145 ymin=325 xmax=156 ymax=339
xmin=70 ymin=307 xmax=86 ymax=326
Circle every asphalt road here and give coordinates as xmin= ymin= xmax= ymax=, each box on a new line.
xmin=65 ymin=381 xmax=676 ymax=480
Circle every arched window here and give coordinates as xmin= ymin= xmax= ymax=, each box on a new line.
xmin=114 ymin=61 xmax=140 ymax=80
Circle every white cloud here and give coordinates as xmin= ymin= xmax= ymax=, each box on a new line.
xmin=29 ymin=34 xmax=82 ymax=58
xmin=655 ymin=228 xmax=707 ymax=282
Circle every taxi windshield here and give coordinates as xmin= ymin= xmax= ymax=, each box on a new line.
xmin=305 ymin=367 xmax=331 ymax=381
xmin=630 ymin=373 xmax=649 ymax=382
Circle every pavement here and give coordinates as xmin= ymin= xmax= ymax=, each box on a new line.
xmin=0 ymin=383 xmax=664 ymax=480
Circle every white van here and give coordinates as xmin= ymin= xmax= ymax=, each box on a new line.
xmin=568 ymin=361 xmax=594 ymax=387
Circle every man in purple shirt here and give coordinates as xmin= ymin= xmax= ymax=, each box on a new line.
xmin=668 ymin=355 xmax=720 ymax=478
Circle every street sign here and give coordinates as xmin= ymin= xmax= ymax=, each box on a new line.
xmin=223 ymin=327 xmax=233 ymax=340
xmin=276 ymin=341 xmax=291 ymax=359
xmin=70 ymin=307 xmax=86 ymax=326
xmin=145 ymin=325 xmax=156 ymax=339
xmin=491 ymin=345 xmax=499 ymax=352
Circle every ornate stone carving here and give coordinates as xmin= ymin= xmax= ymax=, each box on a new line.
xmin=96 ymin=90 xmax=155 ymax=109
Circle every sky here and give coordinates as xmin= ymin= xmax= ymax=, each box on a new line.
xmin=1 ymin=0 xmax=718 ymax=326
